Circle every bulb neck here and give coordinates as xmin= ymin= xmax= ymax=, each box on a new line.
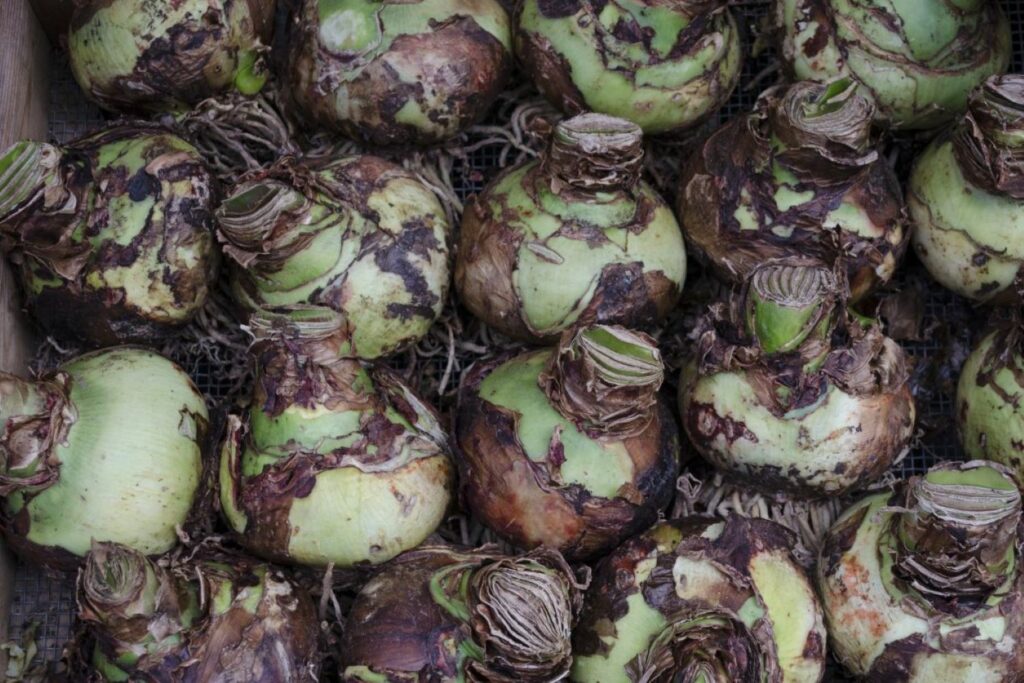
xmin=79 ymin=542 xmax=187 ymax=645
xmin=216 ymin=180 xmax=308 ymax=267
xmin=539 ymin=325 xmax=663 ymax=438
xmin=767 ymin=79 xmax=878 ymax=182
xmin=250 ymin=306 xmax=370 ymax=416
xmin=631 ymin=613 xmax=761 ymax=683
xmin=250 ymin=305 xmax=353 ymax=362
xmin=470 ymin=557 xmax=574 ymax=666
xmin=894 ymin=461 xmax=1021 ymax=605
xmin=953 ymin=75 xmax=1024 ymax=199
xmin=543 ymin=114 xmax=644 ymax=194
xmin=744 ymin=264 xmax=837 ymax=356
xmin=429 ymin=550 xmax=578 ymax=681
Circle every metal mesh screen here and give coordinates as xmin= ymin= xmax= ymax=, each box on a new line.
xmin=8 ymin=0 xmax=1024 ymax=672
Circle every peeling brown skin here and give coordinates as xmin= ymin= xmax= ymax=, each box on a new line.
xmin=370 ymin=217 xmax=444 ymax=322
xmin=70 ymin=0 xmax=276 ymax=113
xmin=342 ymin=551 xmax=467 ymax=681
xmin=677 ymin=84 xmax=906 ymax=302
xmin=0 ymin=123 xmax=218 ymax=347
xmin=454 ymin=193 xmax=526 ymax=337
xmin=454 ymin=354 xmax=680 ymax=562
xmin=515 ymin=30 xmax=587 ymax=114
xmin=0 ymin=509 xmax=83 ymax=572
xmin=342 ymin=546 xmax=584 ymax=682
xmin=287 ymin=4 xmax=511 ymax=147
xmin=954 ymin=79 xmax=1024 ymax=199
xmin=178 ymin=572 xmax=320 ymax=682
xmin=890 ymin=468 xmax=1021 ymax=614
xmin=864 ymin=629 xmax=1024 ymax=682
xmin=27 ymin=279 xmax=192 ymax=349
xmin=586 ymin=262 xmax=669 ymax=332
xmin=574 ymin=516 xmax=822 ymax=680
xmin=539 ymin=326 xmax=664 ymax=438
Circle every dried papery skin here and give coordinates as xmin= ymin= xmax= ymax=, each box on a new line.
xmin=170 ymin=561 xmax=321 ymax=682
xmin=515 ymin=0 xmax=741 ymax=135
xmin=818 ymin=461 xmax=1024 ymax=680
xmin=287 ymin=0 xmax=512 ymax=146
xmin=456 ymin=114 xmax=686 ymax=343
xmin=0 ymin=124 xmax=218 ymax=347
xmin=911 ymin=75 xmax=1024 ymax=304
xmin=216 ymin=155 xmax=451 ymax=360
xmin=0 ymin=373 xmax=75 ymax=496
xmin=774 ymin=0 xmax=1011 ymax=131
xmin=957 ymin=326 xmax=1024 ymax=480
xmin=768 ymin=80 xmax=878 ymax=183
xmin=892 ymin=462 xmax=1021 ymax=608
xmin=953 ymin=77 xmax=1024 ymax=199
xmin=341 ymin=546 xmax=585 ymax=682
xmin=543 ymin=114 xmax=645 ymax=192
xmin=680 ymin=261 xmax=915 ymax=498
xmin=0 ymin=348 xmax=208 ymax=571
xmin=77 ymin=542 xmax=195 ymax=677
xmin=219 ymin=307 xmax=453 ymax=567
xmin=455 ymin=324 xmax=680 ymax=561
xmin=539 ymin=325 xmax=664 ymax=438
xmin=76 ymin=543 xmax=320 ymax=681
xmin=68 ymin=0 xmax=276 ymax=114
xmin=572 ymin=517 xmax=826 ymax=683
xmin=677 ymin=79 xmax=906 ymax=303
xmin=468 ymin=556 xmax=577 ymax=679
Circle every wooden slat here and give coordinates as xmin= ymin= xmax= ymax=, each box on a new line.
xmin=28 ymin=0 xmax=74 ymax=47
xmin=0 ymin=0 xmax=50 ymax=657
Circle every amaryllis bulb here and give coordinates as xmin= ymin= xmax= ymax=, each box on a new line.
xmin=677 ymin=79 xmax=906 ymax=303
xmin=342 ymin=547 xmax=584 ymax=681
xmin=572 ymin=516 xmax=826 ymax=682
xmin=76 ymin=542 xmax=320 ymax=680
xmin=0 ymin=124 xmax=218 ymax=347
xmin=819 ymin=461 xmax=1024 ymax=679
xmin=217 ymin=155 xmax=451 ymax=360
xmin=515 ymin=0 xmax=741 ymax=134
xmin=456 ymin=324 xmax=680 ymax=560
xmin=775 ymin=0 xmax=1010 ymax=130
xmin=680 ymin=260 xmax=915 ymax=497
xmin=219 ymin=306 xmax=453 ymax=567
xmin=68 ymin=0 xmax=276 ymax=113
xmin=0 ymin=347 xmax=208 ymax=570
xmin=911 ymin=75 xmax=1024 ymax=304
xmin=956 ymin=324 xmax=1024 ymax=482
xmin=456 ymin=114 xmax=686 ymax=343
xmin=287 ymin=0 xmax=512 ymax=146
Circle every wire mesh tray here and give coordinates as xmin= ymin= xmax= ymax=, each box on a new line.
xmin=8 ymin=0 xmax=1024 ymax=674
